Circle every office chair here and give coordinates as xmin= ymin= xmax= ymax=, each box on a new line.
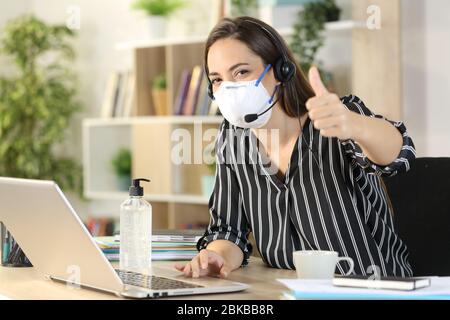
xmin=383 ymin=157 xmax=450 ymax=276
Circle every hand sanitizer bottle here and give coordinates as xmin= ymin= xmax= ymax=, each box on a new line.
xmin=120 ymin=178 xmax=152 ymax=272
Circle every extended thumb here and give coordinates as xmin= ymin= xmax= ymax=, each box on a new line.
xmin=308 ymin=66 xmax=328 ymax=96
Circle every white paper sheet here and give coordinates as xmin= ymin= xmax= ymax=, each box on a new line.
xmin=277 ymin=277 xmax=450 ymax=298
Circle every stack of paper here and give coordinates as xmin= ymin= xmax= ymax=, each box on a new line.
xmin=277 ymin=278 xmax=450 ymax=300
xmin=95 ymin=231 xmax=201 ymax=262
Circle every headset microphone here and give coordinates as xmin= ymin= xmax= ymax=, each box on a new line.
xmin=244 ymin=113 xmax=258 ymax=123
xmin=244 ymin=95 xmax=280 ymax=123
xmin=244 ymin=79 xmax=281 ymax=123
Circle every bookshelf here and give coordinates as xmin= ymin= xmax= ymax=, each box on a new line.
xmin=83 ymin=115 xmax=220 ymax=229
xmin=84 ymin=28 xmax=226 ymax=230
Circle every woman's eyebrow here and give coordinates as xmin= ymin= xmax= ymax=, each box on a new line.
xmin=208 ymin=62 xmax=250 ymax=77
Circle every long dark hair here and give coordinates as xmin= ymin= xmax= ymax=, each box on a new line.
xmin=204 ymin=16 xmax=315 ymax=118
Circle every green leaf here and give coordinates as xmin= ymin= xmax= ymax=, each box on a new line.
xmin=290 ymin=0 xmax=340 ymax=69
xmin=132 ymin=0 xmax=185 ymax=16
xmin=0 ymin=15 xmax=82 ymax=195
xmin=111 ymin=149 xmax=132 ymax=176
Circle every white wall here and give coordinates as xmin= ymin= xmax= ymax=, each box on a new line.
xmin=402 ymin=0 xmax=450 ymax=157
xmin=0 ymin=1 xmax=31 ymax=28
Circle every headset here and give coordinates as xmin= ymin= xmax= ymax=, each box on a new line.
xmin=205 ymin=18 xmax=296 ymax=109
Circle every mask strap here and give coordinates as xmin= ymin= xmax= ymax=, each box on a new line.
xmin=268 ymin=83 xmax=281 ymax=104
xmin=255 ymin=64 xmax=272 ymax=86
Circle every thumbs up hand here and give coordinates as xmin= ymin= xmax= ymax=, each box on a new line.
xmin=306 ymin=66 xmax=360 ymax=140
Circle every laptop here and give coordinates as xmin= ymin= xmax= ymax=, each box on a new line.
xmin=0 ymin=177 xmax=249 ymax=298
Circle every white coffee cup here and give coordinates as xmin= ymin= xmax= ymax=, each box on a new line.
xmin=293 ymin=250 xmax=354 ymax=279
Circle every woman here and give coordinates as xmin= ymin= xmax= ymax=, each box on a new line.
xmin=175 ymin=16 xmax=416 ymax=278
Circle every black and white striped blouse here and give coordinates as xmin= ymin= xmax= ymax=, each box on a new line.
xmin=196 ymin=95 xmax=416 ymax=277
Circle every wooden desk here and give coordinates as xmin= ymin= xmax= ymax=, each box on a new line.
xmin=0 ymin=257 xmax=297 ymax=300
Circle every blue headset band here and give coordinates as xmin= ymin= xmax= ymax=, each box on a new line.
xmin=255 ymin=64 xmax=272 ymax=87
xmin=268 ymin=83 xmax=281 ymax=104
xmin=255 ymin=63 xmax=279 ymax=104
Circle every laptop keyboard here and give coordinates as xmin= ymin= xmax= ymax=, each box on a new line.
xmin=116 ymin=269 xmax=204 ymax=290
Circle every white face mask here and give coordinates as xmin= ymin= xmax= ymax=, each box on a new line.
xmin=213 ymin=64 xmax=280 ymax=129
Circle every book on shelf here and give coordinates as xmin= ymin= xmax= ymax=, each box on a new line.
xmin=173 ymin=69 xmax=192 ymax=115
xmin=122 ymin=71 xmax=136 ymax=117
xmin=114 ymin=72 xmax=127 ymax=117
xmin=194 ymin=74 xmax=210 ymax=116
xmin=100 ymin=70 xmax=136 ymax=118
xmin=111 ymin=72 xmax=122 ymax=117
xmin=100 ymin=72 xmax=119 ymax=118
xmin=182 ymin=65 xmax=203 ymax=116
xmin=173 ymin=65 xmax=216 ymax=116
xmin=101 ymin=66 xmax=218 ymax=118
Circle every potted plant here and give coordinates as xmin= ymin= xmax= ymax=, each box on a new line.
xmin=152 ymin=73 xmax=168 ymax=115
xmin=111 ymin=149 xmax=132 ymax=191
xmin=201 ymin=144 xmax=216 ymax=197
xmin=132 ymin=0 xmax=185 ymax=38
xmin=0 ymin=15 xmax=82 ymax=194
xmin=230 ymin=0 xmax=259 ymax=17
xmin=290 ymin=0 xmax=341 ymax=87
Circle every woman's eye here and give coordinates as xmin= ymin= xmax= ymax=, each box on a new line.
xmin=236 ymin=70 xmax=248 ymax=78
xmin=211 ymin=70 xmax=248 ymax=85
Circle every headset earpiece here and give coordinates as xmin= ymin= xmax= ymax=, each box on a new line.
xmin=275 ymin=58 xmax=296 ymax=83
xmin=245 ymin=19 xmax=296 ymax=85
